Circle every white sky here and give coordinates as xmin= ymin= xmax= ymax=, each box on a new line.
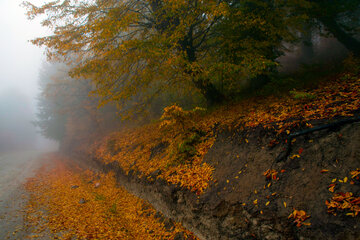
xmin=0 ymin=0 xmax=58 ymax=150
xmin=0 ymin=0 xmax=48 ymax=110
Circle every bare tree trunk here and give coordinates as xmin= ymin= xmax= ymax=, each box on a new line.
xmin=191 ymin=77 xmax=224 ymax=106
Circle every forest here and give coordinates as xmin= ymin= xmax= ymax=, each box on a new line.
xmin=26 ymin=0 xmax=360 ymax=145
xmin=13 ymin=0 xmax=360 ymax=239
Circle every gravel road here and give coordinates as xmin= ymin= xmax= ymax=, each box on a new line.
xmin=0 ymin=151 xmax=45 ymax=239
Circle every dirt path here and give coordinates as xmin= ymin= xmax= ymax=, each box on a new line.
xmin=0 ymin=151 xmax=47 ymax=239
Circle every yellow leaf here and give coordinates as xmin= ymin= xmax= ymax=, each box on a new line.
xmin=328 ymin=184 xmax=336 ymax=192
xmin=331 ymin=178 xmax=337 ymax=183
xmin=265 ymin=201 xmax=270 ymax=206
xmin=343 ymin=177 xmax=348 ymax=183
xmin=253 ymin=199 xmax=258 ymax=205
xmin=283 ymin=202 xmax=287 ymax=208
xmin=290 ymin=154 xmax=300 ymax=159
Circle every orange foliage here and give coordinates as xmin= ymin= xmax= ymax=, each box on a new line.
xmin=263 ymin=169 xmax=278 ymax=180
xmin=94 ymin=75 xmax=359 ymax=195
xmin=350 ymin=168 xmax=360 ymax=180
xmin=325 ymin=169 xmax=360 ymax=217
xmin=288 ymin=209 xmax=311 ymax=227
xmin=24 ymin=157 xmax=197 ymax=239
xmin=205 ymin=76 xmax=360 ymax=134
xmin=326 ymin=192 xmax=360 ymax=217
xmin=94 ymin=106 xmax=215 ymax=195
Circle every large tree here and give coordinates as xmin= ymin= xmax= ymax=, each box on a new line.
xmin=24 ymin=0 xmax=313 ymax=110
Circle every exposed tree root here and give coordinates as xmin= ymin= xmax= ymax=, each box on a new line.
xmin=274 ymin=116 xmax=360 ymax=164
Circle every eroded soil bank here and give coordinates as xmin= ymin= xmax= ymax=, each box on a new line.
xmin=86 ymin=120 xmax=360 ymax=240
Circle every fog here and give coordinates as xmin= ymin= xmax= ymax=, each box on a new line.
xmin=0 ymin=0 xmax=57 ymax=152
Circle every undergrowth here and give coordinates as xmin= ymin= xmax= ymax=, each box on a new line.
xmin=94 ymin=62 xmax=360 ymax=195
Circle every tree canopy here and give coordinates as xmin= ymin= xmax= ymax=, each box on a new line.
xmin=24 ymin=0 xmax=360 ymax=114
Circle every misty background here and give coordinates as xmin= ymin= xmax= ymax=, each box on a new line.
xmin=0 ymin=0 xmax=57 ymax=152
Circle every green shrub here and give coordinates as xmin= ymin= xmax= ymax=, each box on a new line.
xmin=94 ymin=193 xmax=106 ymax=201
xmin=289 ymin=90 xmax=316 ymax=100
xmin=109 ymin=203 xmax=117 ymax=214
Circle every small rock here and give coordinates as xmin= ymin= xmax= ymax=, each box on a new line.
xmin=151 ymin=169 xmax=161 ymax=177
xmin=94 ymin=182 xmax=100 ymax=188
xmin=71 ymin=185 xmax=79 ymax=189
xmin=79 ymin=198 xmax=86 ymax=204
xmin=252 ymin=219 xmax=258 ymax=226
xmin=177 ymin=193 xmax=184 ymax=204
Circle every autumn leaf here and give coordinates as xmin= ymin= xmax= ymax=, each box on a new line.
xmin=263 ymin=169 xmax=278 ymax=180
xmin=326 ymin=191 xmax=360 ymax=217
xmin=328 ymin=184 xmax=336 ymax=192
xmin=24 ymin=156 xmax=198 ymax=239
xmin=288 ymin=209 xmax=311 ymax=227
xmin=350 ymin=169 xmax=360 ymax=179
xmin=298 ymin=148 xmax=304 ymax=155
xmin=290 ymin=154 xmax=300 ymax=159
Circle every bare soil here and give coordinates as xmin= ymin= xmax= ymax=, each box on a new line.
xmin=88 ymin=120 xmax=360 ymax=240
